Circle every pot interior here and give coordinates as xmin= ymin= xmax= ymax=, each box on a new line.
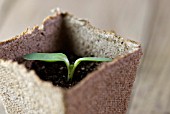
xmin=60 ymin=14 xmax=139 ymax=58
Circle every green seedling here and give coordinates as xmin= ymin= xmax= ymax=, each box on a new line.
xmin=23 ymin=53 xmax=112 ymax=80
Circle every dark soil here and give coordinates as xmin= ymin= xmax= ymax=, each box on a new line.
xmin=31 ymin=52 xmax=101 ymax=88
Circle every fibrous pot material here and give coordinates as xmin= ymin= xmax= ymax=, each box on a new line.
xmin=0 ymin=11 xmax=142 ymax=114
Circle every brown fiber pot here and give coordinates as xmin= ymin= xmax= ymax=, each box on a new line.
xmin=0 ymin=11 xmax=142 ymax=114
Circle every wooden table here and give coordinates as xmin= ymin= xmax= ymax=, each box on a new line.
xmin=0 ymin=0 xmax=169 ymax=114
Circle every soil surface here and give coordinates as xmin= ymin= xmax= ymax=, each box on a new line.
xmin=31 ymin=51 xmax=101 ymax=88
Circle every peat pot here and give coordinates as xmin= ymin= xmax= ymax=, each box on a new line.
xmin=0 ymin=11 xmax=142 ymax=114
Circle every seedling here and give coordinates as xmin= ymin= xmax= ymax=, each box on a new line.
xmin=24 ymin=53 xmax=112 ymax=80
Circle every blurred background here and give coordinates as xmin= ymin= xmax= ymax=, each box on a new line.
xmin=0 ymin=0 xmax=169 ymax=114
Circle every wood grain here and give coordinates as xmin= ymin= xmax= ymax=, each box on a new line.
xmin=0 ymin=0 xmax=59 ymax=41
xmin=0 ymin=0 xmax=18 ymax=32
xmin=0 ymin=0 xmax=170 ymax=114
xmin=128 ymin=0 xmax=170 ymax=113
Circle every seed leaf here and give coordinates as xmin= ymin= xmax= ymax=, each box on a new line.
xmin=69 ymin=57 xmax=112 ymax=79
xmin=24 ymin=53 xmax=70 ymax=80
xmin=74 ymin=57 xmax=112 ymax=67
xmin=23 ymin=53 xmax=67 ymax=62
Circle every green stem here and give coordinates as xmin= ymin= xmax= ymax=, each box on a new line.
xmin=69 ymin=64 xmax=77 ymax=80
xmin=68 ymin=64 xmax=74 ymax=80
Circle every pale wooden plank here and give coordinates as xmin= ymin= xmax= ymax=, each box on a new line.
xmin=0 ymin=0 xmax=58 ymax=41
xmin=128 ymin=0 xmax=170 ymax=113
xmin=0 ymin=0 xmax=18 ymax=31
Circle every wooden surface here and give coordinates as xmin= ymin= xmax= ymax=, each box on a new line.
xmin=0 ymin=0 xmax=170 ymax=114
